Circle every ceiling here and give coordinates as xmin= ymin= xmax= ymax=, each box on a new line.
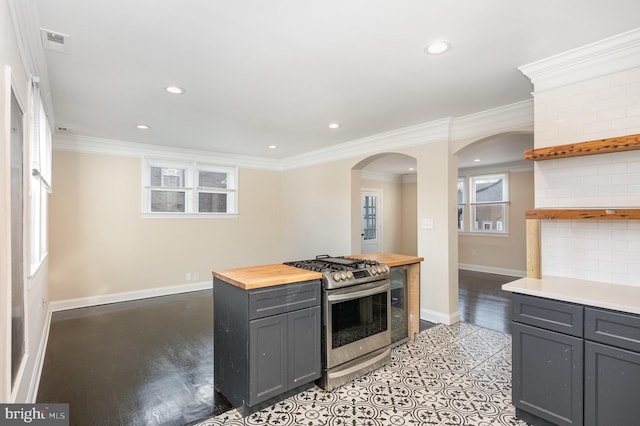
xmin=31 ymin=0 xmax=640 ymax=165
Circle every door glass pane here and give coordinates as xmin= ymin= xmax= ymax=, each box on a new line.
xmin=331 ymin=292 xmax=387 ymax=349
xmin=362 ymin=195 xmax=377 ymax=240
xmin=150 ymin=190 xmax=186 ymax=212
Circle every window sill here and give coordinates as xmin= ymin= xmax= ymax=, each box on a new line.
xmin=142 ymin=213 xmax=238 ymax=219
xmin=458 ymin=231 xmax=510 ymax=238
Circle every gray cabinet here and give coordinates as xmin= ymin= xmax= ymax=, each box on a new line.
xmin=512 ymin=294 xmax=640 ymax=426
xmin=584 ymin=307 xmax=640 ymax=426
xmin=512 ymin=294 xmax=584 ymax=426
xmin=214 ymin=278 xmax=321 ymax=410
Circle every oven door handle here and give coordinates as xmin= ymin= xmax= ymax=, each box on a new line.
xmin=326 ymin=282 xmax=390 ymax=302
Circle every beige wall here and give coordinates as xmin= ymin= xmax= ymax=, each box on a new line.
xmin=49 ymin=151 xmax=283 ymax=301
xmin=1 ymin=0 xmax=50 ymax=402
xmin=458 ymin=169 xmax=534 ymax=275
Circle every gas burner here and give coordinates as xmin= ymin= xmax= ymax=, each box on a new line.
xmin=284 ymin=255 xmax=389 ymax=289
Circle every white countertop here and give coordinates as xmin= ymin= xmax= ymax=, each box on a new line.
xmin=502 ymin=276 xmax=640 ymax=315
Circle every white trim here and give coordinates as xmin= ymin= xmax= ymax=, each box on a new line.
xmin=519 ymin=27 xmax=640 ymax=92
xmin=281 ymin=117 xmax=452 ymax=170
xmin=420 ymin=307 xmax=460 ymax=326
xmin=451 ymin=100 xmax=533 ymax=142
xmin=54 ymin=133 xmax=281 ymax=170
xmin=49 ymin=281 xmax=212 ymax=312
xmin=458 ymin=263 xmax=525 ymax=278
xmin=52 ymin=99 xmax=535 ymax=172
xmin=26 ymin=305 xmax=51 ymax=403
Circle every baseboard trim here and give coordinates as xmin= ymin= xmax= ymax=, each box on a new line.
xmin=27 ymin=306 xmax=52 ymax=403
xmin=458 ymin=263 xmax=525 ymax=277
xmin=420 ymin=308 xmax=460 ymax=326
xmin=49 ymin=281 xmax=212 ymax=312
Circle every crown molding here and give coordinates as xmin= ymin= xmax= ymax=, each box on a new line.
xmin=53 ymin=99 xmax=536 ymax=171
xmin=519 ymin=27 xmax=640 ymax=92
xmin=279 ymin=118 xmax=452 ymax=170
xmin=451 ymin=99 xmax=533 ymax=142
xmin=53 ymin=134 xmax=282 ymax=170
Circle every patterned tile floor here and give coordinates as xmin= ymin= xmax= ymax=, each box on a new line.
xmin=198 ymin=323 xmax=527 ymax=426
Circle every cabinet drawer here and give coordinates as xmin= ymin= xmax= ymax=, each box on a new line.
xmin=512 ymin=294 xmax=583 ymax=337
xmin=585 ymin=307 xmax=640 ymax=352
xmin=249 ymin=280 xmax=320 ymax=320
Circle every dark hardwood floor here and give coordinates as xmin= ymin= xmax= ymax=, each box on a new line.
xmin=458 ymin=268 xmax=518 ymax=334
xmin=37 ymin=270 xmax=514 ymax=425
xmin=37 ymin=290 xmax=231 ymax=426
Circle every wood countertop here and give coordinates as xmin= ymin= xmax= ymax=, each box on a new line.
xmin=212 ymin=253 xmax=423 ymax=291
xmin=212 ymin=264 xmax=322 ymax=290
xmin=347 ymin=253 xmax=424 ymax=267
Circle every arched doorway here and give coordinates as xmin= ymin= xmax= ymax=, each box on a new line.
xmin=351 ymin=153 xmax=417 ymax=255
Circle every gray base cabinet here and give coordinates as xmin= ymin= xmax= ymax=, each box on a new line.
xmin=512 ymin=294 xmax=640 ymax=426
xmin=214 ymin=278 xmax=321 ymax=409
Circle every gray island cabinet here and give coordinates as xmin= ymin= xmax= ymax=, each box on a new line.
xmin=213 ymin=264 xmax=323 ymax=413
xmin=504 ymin=278 xmax=640 ymax=426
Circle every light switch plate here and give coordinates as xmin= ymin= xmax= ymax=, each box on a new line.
xmin=421 ymin=218 xmax=434 ymax=229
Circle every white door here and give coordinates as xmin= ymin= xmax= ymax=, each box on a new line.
xmin=361 ymin=190 xmax=382 ymax=253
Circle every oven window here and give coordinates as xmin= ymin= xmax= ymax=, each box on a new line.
xmin=331 ymin=291 xmax=388 ymax=349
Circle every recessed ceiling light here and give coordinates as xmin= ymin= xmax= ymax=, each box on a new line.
xmin=328 ymin=123 xmax=340 ymax=129
xmin=165 ymin=85 xmax=185 ymax=95
xmin=473 ymin=158 xmax=481 ymax=162
xmin=268 ymin=145 xmax=277 ymax=149
xmin=136 ymin=124 xmax=150 ymax=130
xmin=424 ymin=40 xmax=451 ymax=55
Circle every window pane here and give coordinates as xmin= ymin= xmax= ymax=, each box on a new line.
xmin=199 ymin=170 xmax=228 ymax=189
xmin=458 ymin=206 xmax=464 ymax=231
xmin=472 ymin=204 xmax=506 ymax=231
xmin=199 ymin=192 xmax=228 ymax=213
xmin=473 ymin=176 xmax=504 ymax=202
xmin=151 ymin=190 xmax=185 ymax=212
xmin=150 ymin=167 xmax=185 ymax=188
xmin=457 ymin=179 xmax=464 ymax=204
xmin=362 ymin=195 xmax=376 ymax=240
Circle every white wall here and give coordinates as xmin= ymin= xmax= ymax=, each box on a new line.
xmin=521 ymin=28 xmax=640 ymax=286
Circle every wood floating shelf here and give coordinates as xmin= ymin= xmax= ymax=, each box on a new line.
xmin=526 ymin=209 xmax=640 ymax=220
xmin=524 ymin=133 xmax=640 ymax=161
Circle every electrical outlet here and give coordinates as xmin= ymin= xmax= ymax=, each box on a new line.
xmin=471 ymin=249 xmax=476 ymax=256
xmin=185 ymin=272 xmax=192 ymax=281
xmin=193 ymin=272 xmax=199 ymax=281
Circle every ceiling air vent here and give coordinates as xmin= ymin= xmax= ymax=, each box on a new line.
xmin=40 ymin=28 xmax=70 ymax=53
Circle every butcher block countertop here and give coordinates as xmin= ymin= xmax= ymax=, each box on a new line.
xmin=503 ymin=276 xmax=640 ymax=315
xmin=212 ymin=264 xmax=322 ymax=290
xmin=348 ymin=253 xmax=424 ymax=267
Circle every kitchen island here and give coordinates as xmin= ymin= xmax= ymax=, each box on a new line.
xmin=213 ymin=253 xmax=423 ymax=413
xmin=503 ymin=277 xmax=640 ymax=426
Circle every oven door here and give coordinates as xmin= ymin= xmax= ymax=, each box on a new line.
xmin=324 ymin=279 xmax=391 ymax=369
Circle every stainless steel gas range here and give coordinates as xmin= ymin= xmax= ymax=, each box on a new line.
xmin=284 ymin=255 xmax=391 ymax=390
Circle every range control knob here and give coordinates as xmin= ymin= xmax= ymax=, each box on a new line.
xmin=340 ymin=272 xmax=348 ymax=280
xmin=333 ymin=272 xmax=342 ymax=281
xmin=347 ymin=271 xmax=354 ymax=279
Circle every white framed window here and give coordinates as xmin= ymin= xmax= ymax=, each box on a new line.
xmin=143 ymin=158 xmax=237 ymax=216
xmin=469 ymin=173 xmax=508 ymax=233
xmin=29 ymin=79 xmax=52 ymax=275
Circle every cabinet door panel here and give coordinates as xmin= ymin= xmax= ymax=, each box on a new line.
xmin=249 ymin=314 xmax=288 ymax=405
xmin=585 ymin=341 xmax=640 ymax=426
xmin=288 ymin=306 xmax=321 ymax=387
xmin=512 ymin=322 xmax=583 ymax=426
